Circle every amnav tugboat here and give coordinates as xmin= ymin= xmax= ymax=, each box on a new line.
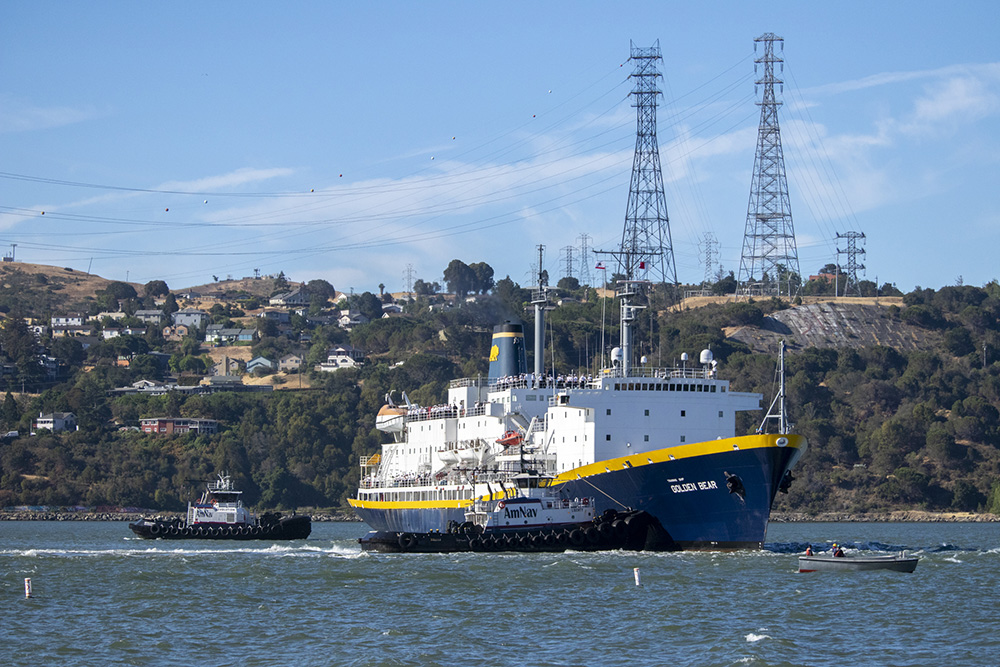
xmin=351 ymin=272 xmax=806 ymax=552
xmin=129 ymin=474 xmax=311 ymax=540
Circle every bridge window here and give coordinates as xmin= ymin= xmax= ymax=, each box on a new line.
xmin=606 ymin=434 xmax=611 ymax=441
xmin=644 ymin=409 xmax=649 ymax=416
xmin=681 ymin=410 xmax=686 ymax=417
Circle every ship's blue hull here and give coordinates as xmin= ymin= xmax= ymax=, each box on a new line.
xmin=351 ymin=435 xmax=803 ymax=549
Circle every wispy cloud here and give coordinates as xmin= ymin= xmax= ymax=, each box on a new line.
xmin=0 ymin=95 xmax=105 ymax=133
xmin=802 ymin=63 xmax=1000 ymax=97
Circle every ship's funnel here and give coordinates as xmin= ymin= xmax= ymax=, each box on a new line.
xmin=488 ymin=322 xmax=527 ymax=380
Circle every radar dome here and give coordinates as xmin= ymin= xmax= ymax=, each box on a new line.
xmin=700 ymin=349 xmax=714 ymax=365
xmin=680 ymin=352 xmax=689 ymax=362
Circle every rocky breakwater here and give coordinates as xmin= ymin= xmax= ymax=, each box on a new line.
xmin=0 ymin=510 xmax=150 ymax=521
xmin=771 ymin=510 xmax=1000 ymax=522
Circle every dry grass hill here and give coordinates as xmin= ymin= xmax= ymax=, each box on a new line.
xmin=0 ymin=261 xmax=141 ymax=314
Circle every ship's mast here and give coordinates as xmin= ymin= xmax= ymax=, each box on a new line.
xmin=759 ymin=339 xmax=788 ymax=434
xmin=531 ymin=244 xmax=549 ymax=379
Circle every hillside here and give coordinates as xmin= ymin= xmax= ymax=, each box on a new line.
xmin=2 ymin=266 xmax=999 ymax=516
xmin=725 ymin=301 xmax=939 ymax=353
xmin=0 ymin=262 xmax=141 ymax=315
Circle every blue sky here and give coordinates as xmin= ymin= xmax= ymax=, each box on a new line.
xmin=2 ymin=2 xmax=998 ymax=294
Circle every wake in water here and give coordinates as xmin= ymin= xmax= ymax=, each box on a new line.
xmin=2 ymin=541 xmax=366 ymax=560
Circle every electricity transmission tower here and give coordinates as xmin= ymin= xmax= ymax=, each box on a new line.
xmin=699 ymin=232 xmax=719 ymax=287
xmin=837 ymin=231 xmax=866 ymax=296
xmin=576 ymin=234 xmax=593 ymax=287
xmin=737 ymin=33 xmax=800 ymax=297
xmin=403 ymin=263 xmax=415 ymax=299
xmin=608 ymin=40 xmax=677 ymax=286
xmin=561 ymin=245 xmax=575 ymax=281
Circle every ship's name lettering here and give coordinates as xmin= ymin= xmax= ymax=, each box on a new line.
xmin=503 ymin=507 xmax=538 ymax=519
xmin=669 ymin=480 xmax=718 ymax=493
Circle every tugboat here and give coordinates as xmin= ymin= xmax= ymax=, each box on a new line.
xmin=129 ymin=473 xmax=311 ymax=540
xmin=360 ymin=469 xmax=653 ymax=553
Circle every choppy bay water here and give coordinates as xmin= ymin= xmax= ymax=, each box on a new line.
xmin=2 ymin=521 xmax=998 ymax=667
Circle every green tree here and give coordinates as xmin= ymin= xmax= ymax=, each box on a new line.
xmin=468 ymin=261 xmax=495 ymax=294
xmin=443 ymin=259 xmax=476 ymax=299
xmin=143 ymin=280 xmax=170 ymax=297
xmin=162 ymin=293 xmax=180 ymax=315
xmin=2 ymin=391 xmax=19 ymax=428
xmin=105 ymin=281 xmax=138 ymax=300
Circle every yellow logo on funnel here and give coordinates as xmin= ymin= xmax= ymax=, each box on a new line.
xmin=489 ymin=344 xmax=499 ymax=362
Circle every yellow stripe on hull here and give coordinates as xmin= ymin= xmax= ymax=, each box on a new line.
xmin=552 ymin=432 xmax=805 ymax=485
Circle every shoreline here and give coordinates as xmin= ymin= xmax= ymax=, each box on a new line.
xmin=0 ymin=509 xmax=361 ymax=522
xmin=2 ymin=509 xmax=996 ymax=522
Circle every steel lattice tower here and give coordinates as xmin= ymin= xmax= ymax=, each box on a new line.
xmin=738 ymin=33 xmax=800 ymax=297
xmin=576 ymin=233 xmax=593 ymax=287
xmin=617 ymin=40 xmax=677 ymax=285
xmin=837 ymin=231 xmax=866 ymax=296
xmin=700 ymin=232 xmax=719 ymax=286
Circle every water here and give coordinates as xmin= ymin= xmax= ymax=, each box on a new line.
xmin=3 ymin=521 xmax=998 ymax=666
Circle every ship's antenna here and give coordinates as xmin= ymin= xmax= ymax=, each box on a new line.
xmin=531 ymin=244 xmax=550 ymax=385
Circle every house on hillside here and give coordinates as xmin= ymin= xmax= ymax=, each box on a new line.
xmin=337 ymin=310 xmax=369 ymax=329
xmin=205 ymin=325 xmax=257 ymax=345
xmin=51 ymin=323 xmax=95 ymax=338
xmin=33 ymin=412 xmax=77 ymax=433
xmin=269 ymin=288 xmax=309 ymax=307
xmin=246 ymin=357 xmax=275 ymax=374
xmin=140 ymin=417 xmax=218 ymax=435
xmin=172 ymin=309 xmax=209 ymax=329
xmin=162 ymin=324 xmax=190 ymax=341
xmin=134 ymin=309 xmax=165 ymax=324
xmin=258 ymin=309 xmax=291 ymax=324
xmin=315 ymin=344 xmax=364 ymax=372
xmin=51 ymin=314 xmax=85 ymax=327
xmin=279 ymin=353 xmax=303 ymax=372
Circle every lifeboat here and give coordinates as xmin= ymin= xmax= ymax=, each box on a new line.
xmin=375 ymin=404 xmax=407 ymax=433
xmin=497 ymin=430 xmax=523 ymax=447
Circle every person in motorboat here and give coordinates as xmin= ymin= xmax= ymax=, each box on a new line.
xmin=833 ymin=543 xmax=845 ymax=557
xmin=805 ymin=545 xmax=813 ymax=556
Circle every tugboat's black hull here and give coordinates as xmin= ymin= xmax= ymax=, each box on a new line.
xmin=130 ymin=515 xmax=311 ymax=540
xmin=360 ymin=510 xmax=658 ymax=553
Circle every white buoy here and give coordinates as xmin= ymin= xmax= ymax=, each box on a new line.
xmin=633 ymin=567 xmax=641 ymax=586
xmin=24 ymin=577 xmax=32 ymax=598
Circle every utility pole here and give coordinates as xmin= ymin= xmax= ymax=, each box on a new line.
xmin=738 ymin=33 xmax=800 ymax=298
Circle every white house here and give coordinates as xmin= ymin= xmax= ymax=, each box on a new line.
xmin=33 ymin=412 xmax=78 ymax=433
xmin=315 ymin=344 xmax=364 ymax=372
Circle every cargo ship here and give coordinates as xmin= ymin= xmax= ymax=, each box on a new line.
xmin=350 ymin=275 xmax=806 ymax=552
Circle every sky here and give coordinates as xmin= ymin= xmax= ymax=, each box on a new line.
xmin=1 ymin=2 xmax=999 ymax=294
